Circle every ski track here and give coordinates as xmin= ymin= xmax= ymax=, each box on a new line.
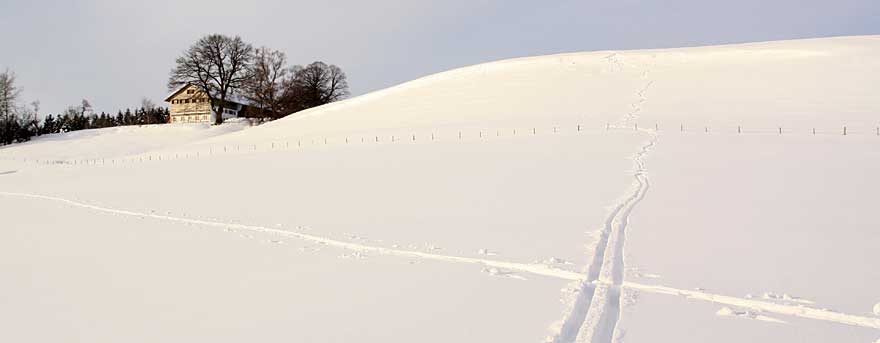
xmin=554 ymin=52 xmax=658 ymax=343
xmin=573 ymin=135 xmax=655 ymax=343
xmin=0 ymin=191 xmax=879 ymax=331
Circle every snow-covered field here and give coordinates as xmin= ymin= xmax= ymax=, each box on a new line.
xmin=1 ymin=36 xmax=878 ymax=342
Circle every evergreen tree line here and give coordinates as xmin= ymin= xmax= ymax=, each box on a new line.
xmin=1 ymin=68 xmax=171 ymax=146
xmin=38 ymin=106 xmax=170 ymax=135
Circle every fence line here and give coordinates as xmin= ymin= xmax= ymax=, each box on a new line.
xmin=1 ymin=123 xmax=878 ymax=169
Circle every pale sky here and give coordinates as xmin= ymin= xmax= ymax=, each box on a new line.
xmin=1 ymin=0 xmax=878 ymax=116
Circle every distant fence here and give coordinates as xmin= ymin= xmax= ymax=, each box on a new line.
xmin=1 ymin=122 xmax=877 ymax=168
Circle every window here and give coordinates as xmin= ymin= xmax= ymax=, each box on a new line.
xmin=187 ymin=89 xmax=195 ymax=94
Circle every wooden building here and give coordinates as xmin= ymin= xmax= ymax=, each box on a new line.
xmin=164 ymin=84 xmax=248 ymax=123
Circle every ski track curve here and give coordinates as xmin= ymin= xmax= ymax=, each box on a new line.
xmin=551 ymin=52 xmax=658 ymax=343
xmin=0 ymin=190 xmax=879 ymax=331
xmin=574 ymin=135 xmax=655 ymax=343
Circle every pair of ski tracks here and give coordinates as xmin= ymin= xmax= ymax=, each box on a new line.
xmin=552 ymin=52 xmax=658 ymax=343
xmin=552 ymin=129 xmax=656 ymax=343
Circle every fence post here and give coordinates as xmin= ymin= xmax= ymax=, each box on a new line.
xmin=778 ymin=127 xmax=782 ymax=135
xmin=738 ymin=125 xmax=741 ymax=134
xmin=577 ymin=124 xmax=581 ymax=132
xmin=431 ymin=133 xmax=435 ymax=141
xmin=532 ymin=128 xmax=536 ymax=135
xmin=634 ymin=123 xmax=638 ymax=131
xmin=458 ymin=131 xmax=462 ymax=139
xmin=843 ymin=126 xmax=847 ymax=136
xmin=680 ymin=124 xmax=684 ymax=132
xmin=412 ymin=134 xmax=416 ymax=141
xmin=655 ymin=123 xmax=659 ymax=131
xmin=812 ymin=128 xmax=816 ymax=135
xmin=704 ymin=127 xmax=708 ymax=133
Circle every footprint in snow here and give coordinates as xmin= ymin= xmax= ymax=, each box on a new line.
xmin=544 ymin=257 xmax=573 ymax=265
xmin=339 ymin=252 xmax=367 ymax=259
xmin=716 ymin=307 xmax=787 ymax=324
xmin=481 ymin=267 xmax=527 ymax=281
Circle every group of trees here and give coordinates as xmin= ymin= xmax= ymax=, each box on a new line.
xmin=169 ymin=34 xmax=349 ymax=124
xmin=1 ymin=33 xmax=348 ymax=145
xmin=0 ymin=69 xmax=170 ymax=146
xmin=39 ymin=100 xmax=169 ymax=135
xmin=0 ymin=70 xmax=38 ymax=145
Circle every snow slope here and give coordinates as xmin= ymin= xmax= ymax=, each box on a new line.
xmin=0 ymin=120 xmax=251 ymax=161
xmin=1 ymin=36 xmax=879 ymax=343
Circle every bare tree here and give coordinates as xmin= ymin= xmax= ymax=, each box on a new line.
xmin=0 ymin=69 xmax=21 ymax=123
xmin=243 ymin=47 xmax=287 ymax=118
xmin=29 ymin=100 xmax=40 ymax=134
xmin=80 ymin=99 xmax=92 ymax=117
xmin=168 ymin=34 xmax=254 ymax=125
xmin=140 ymin=97 xmax=156 ymax=110
xmin=281 ymin=61 xmax=349 ymax=113
xmin=0 ymin=69 xmax=22 ymax=143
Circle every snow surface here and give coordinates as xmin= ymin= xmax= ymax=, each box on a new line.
xmin=1 ymin=36 xmax=879 ymax=342
xmin=0 ymin=120 xmax=251 ymax=161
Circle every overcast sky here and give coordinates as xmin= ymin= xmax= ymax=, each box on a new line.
xmin=1 ymin=0 xmax=878 ymax=115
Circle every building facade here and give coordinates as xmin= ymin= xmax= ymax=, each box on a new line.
xmin=164 ymin=84 xmax=246 ymax=123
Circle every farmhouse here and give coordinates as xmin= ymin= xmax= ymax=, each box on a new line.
xmin=164 ymin=84 xmax=250 ymax=123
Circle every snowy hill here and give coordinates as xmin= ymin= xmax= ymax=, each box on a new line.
xmin=1 ymin=36 xmax=878 ymax=343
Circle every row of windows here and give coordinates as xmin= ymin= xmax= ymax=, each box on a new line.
xmin=171 ymin=115 xmax=209 ymax=123
xmin=171 ymin=98 xmax=207 ymax=104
